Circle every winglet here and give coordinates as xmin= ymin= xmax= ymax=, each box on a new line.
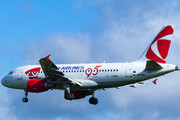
xmin=153 ymin=79 xmax=158 ymax=85
xmin=45 ymin=54 xmax=51 ymax=61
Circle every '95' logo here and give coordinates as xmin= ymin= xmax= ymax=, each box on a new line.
xmin=85 ymin=65 xmax=102 ymax=78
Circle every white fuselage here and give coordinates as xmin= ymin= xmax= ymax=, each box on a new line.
xmin=1 ymin=61 xmax=177 ymax=90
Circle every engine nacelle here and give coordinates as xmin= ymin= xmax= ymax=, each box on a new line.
xmin=27 ymin=79 xmax=55 ymax=93
xmin=65 ymin=90 xmax=92 ymax=100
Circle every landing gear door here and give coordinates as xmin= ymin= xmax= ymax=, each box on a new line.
xmin=125 ymin=64 xmax=133 ymax=77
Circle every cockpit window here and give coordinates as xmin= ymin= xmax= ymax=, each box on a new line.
xmin=8 ymin=71 xmax=13 ymax=75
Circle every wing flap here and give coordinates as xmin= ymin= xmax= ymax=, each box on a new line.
xmin=74 ymin=79 xmax=99 ymax=88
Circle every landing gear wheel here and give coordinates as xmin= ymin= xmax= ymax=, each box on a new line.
xmin=93 ymin=98 xmax=98 ymax=105
xmin=64 ymin=93 xmax=74 ymax=100
xmin=89 ymin=97 xmax=98 ymax=105
xmin=89 ymin=97 xmax=93 ymax=104
xmin=22 ymin=89 xmax=29 ymax=103
xmin=22 ymin=97 xmax=28 ymax=102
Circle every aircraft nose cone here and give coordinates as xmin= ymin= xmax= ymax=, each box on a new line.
xmin=1 ymin=77 xmax=7 ymax=87
xmin=1 ymin=76 xmax=9 ymax=87
xmin=1 ymin=77 xmax=6 ymax=86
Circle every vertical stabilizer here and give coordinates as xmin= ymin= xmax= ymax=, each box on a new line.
xmin=138 ymin=25 xmax=174 ymax=63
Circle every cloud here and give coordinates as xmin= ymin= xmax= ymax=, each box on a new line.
xmin=0 ymin=83 xmax=18 ymax=120
xmin=89 ymin=0 xmax=180 ymax=62
xmin=23 ymin=32 xmax=91 ymax=65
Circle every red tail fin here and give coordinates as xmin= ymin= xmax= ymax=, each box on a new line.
xmin=138 ymin=25 xmax=174 ymax=63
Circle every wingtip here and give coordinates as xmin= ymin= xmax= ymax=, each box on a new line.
xmin=45 ymin=54 xmax=51 ymax=61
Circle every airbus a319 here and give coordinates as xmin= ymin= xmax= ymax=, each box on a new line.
xmin=1 ymin=25 xmax=178 ymax=105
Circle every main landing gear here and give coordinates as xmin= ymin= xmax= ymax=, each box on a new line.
xmin=22 ymin=89 xmax=29 ymax=103
xmin=89 ymin=92 xmax=98 ymax=105
xmin=64 ymin=92 xmax=74 ymax=100
xmin=63 ymin=83 xmax=74 ymax=100
xmin=64 ymin=90 xmax=99 ymax=105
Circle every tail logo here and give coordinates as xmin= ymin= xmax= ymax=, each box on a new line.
xmin=146 ymin=26 xmax=173 ymax=63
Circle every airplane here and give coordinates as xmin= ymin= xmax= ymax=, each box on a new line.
xmin=1 ymin=25 xmax=178 ymax=105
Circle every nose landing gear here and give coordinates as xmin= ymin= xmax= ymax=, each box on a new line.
xmin=22 ymin=89 xmax=29 ymax=103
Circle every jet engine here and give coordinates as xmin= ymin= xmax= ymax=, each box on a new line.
xmin=27 ymin=79 xmax=55 ymax=93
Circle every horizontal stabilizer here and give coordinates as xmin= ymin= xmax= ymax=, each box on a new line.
xmin=145 ymin=60 xmax=162 ymax=70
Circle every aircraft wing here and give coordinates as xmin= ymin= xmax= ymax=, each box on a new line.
xmin=39 ymin=55 xmax=82 ymax=87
